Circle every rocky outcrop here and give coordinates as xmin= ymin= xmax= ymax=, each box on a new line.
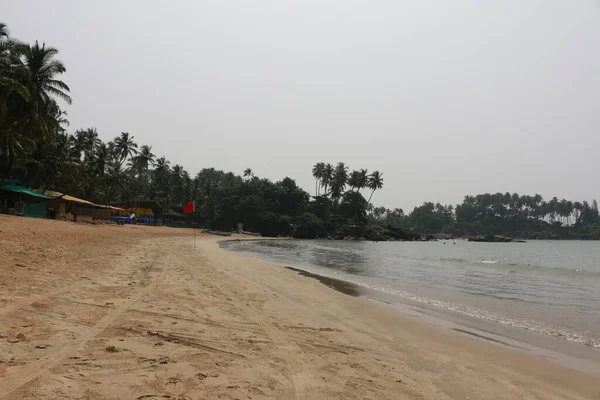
xmin=467 ymin=235 xmax=513 ymax=242
xmin=365 ymin=232 xmax=388 ymax=242
xmin=430 ymin=233 xmax=454 ymax=240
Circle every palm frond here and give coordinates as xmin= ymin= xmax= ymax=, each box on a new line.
xmin=0 ymin=76 xmax=30 ymax=101
xmin=45 ymin=79 xmax=70 ymax=92
xmin=42 ymin=85 xmax=72 ymax=104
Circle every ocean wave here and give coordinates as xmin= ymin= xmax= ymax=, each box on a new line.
xmin=222 ymin=241 xmax=600 ymax=348
xmin=438 ymin=256 xmax=600 ymax=277
xmin=281 ymin=264 xmax=600 ymax=348
xmin=439 ymin=257 xmax=469 ymax=262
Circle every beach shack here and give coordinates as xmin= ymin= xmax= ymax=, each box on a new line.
xmin=39 ymin=190 xmax=124 ymax=222
xmin=0 ymin=180 xmax=54 ymax=217
xmin=109 ymin=200 xmax=162 ymax=224
xmin=163 ymin=208 xmax=186 ymax=225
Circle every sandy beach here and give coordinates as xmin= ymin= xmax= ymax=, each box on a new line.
xmin=0 ymin=215 xmax=598 ymax=399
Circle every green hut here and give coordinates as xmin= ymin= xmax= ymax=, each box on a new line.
xmin=0 ymin=180 xmax=54 ymax=217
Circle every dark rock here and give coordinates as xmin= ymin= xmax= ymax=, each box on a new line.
xmin=430 ymin=233 xmax=454 ymax=240
xmin=467 ymin=235 xmax=513 ymax=242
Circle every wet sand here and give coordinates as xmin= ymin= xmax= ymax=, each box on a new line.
xmin=283 ymin=262 xmax=600 ymax=376
xmin=0 ymin=215 xmax=599 ymax=399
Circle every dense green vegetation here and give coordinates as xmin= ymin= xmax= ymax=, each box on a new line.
xmin=369 ymin=194 xmax=600 ymax=239
xmin=0 ymin=23 xmax=385 ymax=238
xmin=2 ymin=23 xmax=599 ymax=239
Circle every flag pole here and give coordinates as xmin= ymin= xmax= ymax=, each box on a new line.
xmin=184 ymin=200 xmax=196 ymax=251
xmin=193 ymin=200 xmax=196 ymax=250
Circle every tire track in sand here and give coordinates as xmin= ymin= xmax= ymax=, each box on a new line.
xmin=0 ymin=243 xmax=156 ymax=318
xmin=185 ymin=253 xmax=320 ymax=400
xmin=0 ymin=251 xmax=172 ymax=399
xmin=202 ymin=253 xmax=356 ymax=399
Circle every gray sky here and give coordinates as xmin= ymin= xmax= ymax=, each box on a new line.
xmin=4 ymin=1 xmax=600 ymax=210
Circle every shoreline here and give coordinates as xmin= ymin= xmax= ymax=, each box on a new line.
xmin=208 ymin=238 xmax=600 ymax=398
xmin=1 ymin=216 xmax=599 ymax=399
xmin=220 ymin=239 xmax=600 ymax=376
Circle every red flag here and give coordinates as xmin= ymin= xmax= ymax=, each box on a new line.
xmin=183 ymin=200 xmax=195 ymax=214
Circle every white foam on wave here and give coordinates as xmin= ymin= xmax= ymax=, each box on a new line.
xmin=223 ymin=242 xmax=600 ymax=349
xmin=285 ymin=264 xmax=600 ymax=349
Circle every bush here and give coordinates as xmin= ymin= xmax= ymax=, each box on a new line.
xmin=255 ymin=212 xmax=294 ymax=237
xmin=293 ymin=212 xmax=326 ymax=239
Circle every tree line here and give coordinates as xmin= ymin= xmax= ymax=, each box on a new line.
xmin=368 ymin=193 xmax=600 ymax=239
xmin=2 ymin=23 xmax=598 ymax=239
xmin=0 ymin=23 xmax=384 ymax=237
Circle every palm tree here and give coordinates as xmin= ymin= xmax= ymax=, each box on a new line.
xmin=113 ymin=132 xmax=138 ymax=162
xmin=74 ymin=128 xmax=100 ymax=159
xmin=132 ymin=144 xmax=155 ymax=172
xmin=320 ymin=163 xmax=334 ymax=196
xmin=243 ymin=168 xmax=253 ymax=180
xmin=103 ymin=159 xmax=127 ymax=201
xmin=90 ymin=142 xmax=111 ymax=176
xmin=12 ymin=41 xmax=71 ymax=140
xmin=152 ymin=156 xmax=171 ymax=199
xmin=367 ymin=171 xmax=383 ymax=203
xmin=311 ymin=162 xmax=325 ymax=196
xmin=0 ymin=23 xmax=29 ymax=108
xmin=171 ymin=164 xmax=183 ymax=179
xmin=52 ymin=132 xmax=80 ymax=190
xmin=1 ymin=32 xmax=70 ymax=175
xmin=348 ymin=170 xmax=360 ymax=192
xmin=53 ymin=106 xmax=69 ymax=134
xmin=24 ymin=136 xmax=61 ymax=188
xmin=358 ymin=169 xmax=369 ymax=191
xmin=181 ymin=170 xmax=192 ymax=203
xmin=1 ymin=126 xmax=34 ymax=175
xmin=171 ymin=164 xmax=185 ymax=203
xmin=329 ymin=162 xmax=348 ymax=201
xmin=154 ymin=156 xmax=170 ymax=172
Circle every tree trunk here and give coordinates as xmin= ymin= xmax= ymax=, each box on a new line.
xmin=368 ymin=189 xmax=375 ymax=203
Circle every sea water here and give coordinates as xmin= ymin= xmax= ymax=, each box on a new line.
xmin=221 ymin=239 xmax=600 ymax=349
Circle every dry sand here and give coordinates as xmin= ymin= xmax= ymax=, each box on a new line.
xmin=0 ymin=215 xmax=598 ymax=399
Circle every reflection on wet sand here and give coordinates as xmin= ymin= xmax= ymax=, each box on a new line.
xmin=285 ymin=267 xmax=361 ymax=297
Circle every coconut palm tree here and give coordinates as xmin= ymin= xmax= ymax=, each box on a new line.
xmin=311 ymin=162 xmax=325 ymax=196
xmin=73 ymin=128 xmax=100 ymax=159
xmin=1 ymin=30 xmax=70 ymax=174
xmin=12 ymin=41 xmax=71 ymax=136
xmin=154 ymin=156 xmax=170 ymax=173
xmin=90 ymin=142 xmax=111 ymax=176
xmin=24 ymin=135 xmax=61 ymax=188
xmin=103 ymin=159 xmax=127 ymax=201
xmin=358 ymin=169 xmax=369 ymax=191
xmin=243 ymin=168 xmax=253 ymax=180
xmin=320 ymin=163 xmax=334 ymax=196
xmin=171 ymin=164 xmax=183 ymax=179
xmin=171 ymin=164 xmax=186 ymax=203
xmin=0 ymin=125 xmax=34 ymax=175
xmin=132 ymin=144 xmax=155 ymax=172
xmin=367 ymin=171 xmax=383 ymax=203
xmin=329 ymin=162 xmax=348 ymax=202
xmin=0 ymin=23 xmax=29 ymax=107
xmin=152 ymin=156 xmax=171 ymax=198
xmin=348 ymin=170 xmax=360 ymax=192
xmin=113 ymin=132 xmax=137 ymax=162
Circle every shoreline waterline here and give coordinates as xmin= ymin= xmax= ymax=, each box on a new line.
xmin=220 ymin=238 xmax=600 ymax=375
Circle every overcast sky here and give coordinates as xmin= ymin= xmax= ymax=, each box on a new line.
xmin=4 ymin=1 xmax=600 ymax=210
